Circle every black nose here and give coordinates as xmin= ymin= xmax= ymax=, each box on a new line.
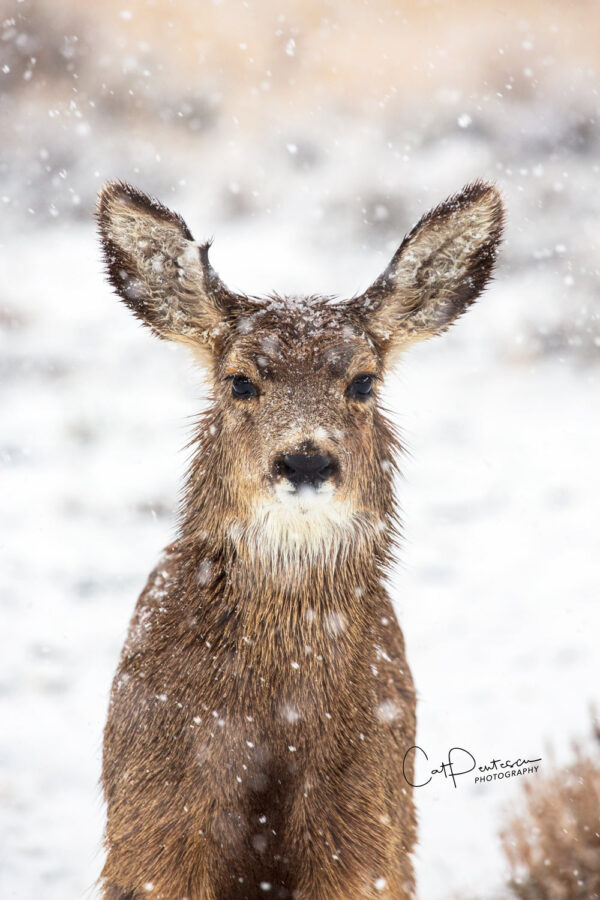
xmin=278 ymin=453 xmax=335 ymax=488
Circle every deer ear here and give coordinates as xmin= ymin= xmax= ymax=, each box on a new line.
xmin=97 ymin=182 xmax=238 ymax=354
xmin=357 ymin=181 xmax=504 ymax=357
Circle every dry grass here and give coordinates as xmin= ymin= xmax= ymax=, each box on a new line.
xmin=500 ymin=715 xmax=600 ymax=900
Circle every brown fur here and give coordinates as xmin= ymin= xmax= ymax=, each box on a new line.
xmin=97 ymin=179 xmax=504 ymax=899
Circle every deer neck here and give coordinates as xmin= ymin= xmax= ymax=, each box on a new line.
xmin=180 ymin=499 xmax=394 ymax=652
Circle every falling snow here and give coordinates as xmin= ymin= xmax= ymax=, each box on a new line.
xmin=1 ymin=3 xmax=599 ymax=900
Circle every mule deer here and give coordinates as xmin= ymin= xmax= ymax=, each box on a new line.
xmin=97 ymin=179 xmax=504 ymax=900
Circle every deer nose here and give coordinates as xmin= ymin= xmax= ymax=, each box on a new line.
xmin=278 ymin=453 xmax=335 ymax=488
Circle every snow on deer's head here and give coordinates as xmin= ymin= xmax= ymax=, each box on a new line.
xmin=98 ymin=181 xmax=503 ymax=558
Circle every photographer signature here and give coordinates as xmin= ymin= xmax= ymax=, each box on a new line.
xmin=403 ymin=745 xmax=542 ymax=788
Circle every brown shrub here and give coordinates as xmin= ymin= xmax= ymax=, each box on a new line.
xmin=501 ymin=717 xmax=600 ymax=900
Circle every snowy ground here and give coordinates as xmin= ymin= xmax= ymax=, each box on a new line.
xmin=1 ymin=200 xmax=599 ymax=898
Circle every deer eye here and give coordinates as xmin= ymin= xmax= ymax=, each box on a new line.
xmin=347 ymin=374 xmax=374 ymax=401
xmin=232 ymin=375 xmax=258 ymax=399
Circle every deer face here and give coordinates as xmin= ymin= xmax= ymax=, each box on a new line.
xmin=98 ymin=181 xmax=503 ymax=553
xmin=210 ymin=301 xmax=390 ymax=544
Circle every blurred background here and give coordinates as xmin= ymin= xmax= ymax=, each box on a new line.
xmin=1 ymin=0 xmax=599 ymax=897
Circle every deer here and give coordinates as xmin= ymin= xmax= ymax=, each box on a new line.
xmin=97 ymin=178 xmax=504 ymax=900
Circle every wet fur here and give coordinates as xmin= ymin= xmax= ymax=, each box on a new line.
xmin=97 ymin=179 xmax=504 ymax=899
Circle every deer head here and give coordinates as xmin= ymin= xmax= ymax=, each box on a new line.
xmin=98 ymin=181 xmax=503 ymax=563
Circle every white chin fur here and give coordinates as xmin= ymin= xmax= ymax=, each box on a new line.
xmin=229 ymin=480 xmax=368 ymax=562
xmin=273 ymin=480 xmax=337 ymax=512
xmin=265 ymin=480 xmax=352 ymax=536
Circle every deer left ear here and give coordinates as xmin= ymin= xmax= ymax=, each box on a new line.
xmin=357 ymin=180 xmax=504 ymax=356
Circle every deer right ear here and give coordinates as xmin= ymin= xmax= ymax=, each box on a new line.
xmin=97 ymin=182 xmax=239 ymax=356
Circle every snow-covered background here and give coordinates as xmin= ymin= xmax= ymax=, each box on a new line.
xmin=1 ymin=1 xmax=599 ymax=897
